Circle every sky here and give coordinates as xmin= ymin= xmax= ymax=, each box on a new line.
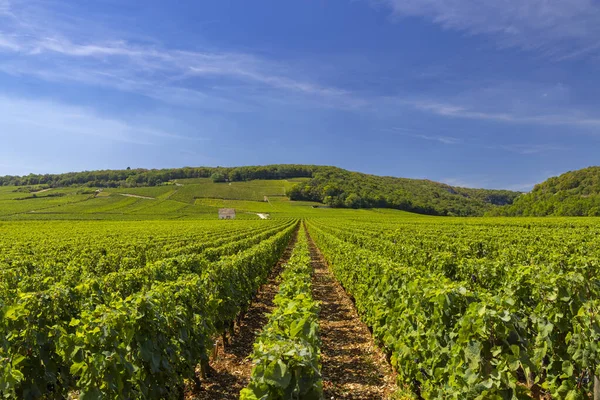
xmin=1 ymin=1 xmax=600 ymax=190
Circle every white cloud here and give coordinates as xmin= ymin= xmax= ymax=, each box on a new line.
xmin=0 ymin=35 xmax=20 ymax=50
xmin=413 ymin=134 xmax=459 ymax=144
xmin=0 ymin=35 xmax=357 ymax=109
xmin=398 ymin=81 xmax=600 ymax=128
xmin=489 ymin=143 xmax=566 ymax=155
xmin=387 ymin=127 xmax=460 ymax=144
xmin=410 ymin=99 xmax=600 ymax=127
xmin=388 ymin=127 xmax=567 ymax=154
xmin=0 ymin=95 xmax=186 ymax=145
xmin=2 ymin=0 xmax=600 ymax=134
xmin=0 ymin=0 xmax=12 ymax=16
xmin=0 ymin=1 xmax=353 ymax=109
xmin=375 ymin=0 xmax=600 ymax=58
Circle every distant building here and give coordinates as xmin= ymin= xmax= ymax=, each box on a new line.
xmin=218 ymin=208 xmax=236 ymax=219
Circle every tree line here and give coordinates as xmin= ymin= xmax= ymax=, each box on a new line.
xmin=489 ymin=166 xmax=600 ymax=216
xmin=0 ymin=165 xmax=316 ymax=188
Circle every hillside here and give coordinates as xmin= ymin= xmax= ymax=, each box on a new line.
xmin=494 ymin=166 xmax=600 ymax=216
xmin=0 ymin=164 xmax=520 ymax=216
xmin=0 ymin=179 xmax=320 ymax=220
xmin=287 ymin=167 xmax=519 ymax=216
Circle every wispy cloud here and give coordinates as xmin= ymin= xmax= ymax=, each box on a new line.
xmin=0 ymin=2 xmax=355 ymax=110
xmin=387 ymin=126 xmax=567 ymax=155
xmin=0 ymin=0 xmax=13 ymax=17
xmin=387 ymin=127 xmax=460 ymax=144
xmin=488 ymin=143 xmax=566 ymax=155
xmin=408 ymin=99 xmax=600 ymax=128
xmin=375 ymin=0 xmax=600 ymax=59
xmin=386 ymin=124 xmax=569 ymax=157
xmin=3 ymin=0 xmax=600 ymax=136
xmin=413 ymin=133 xmax=460 ymax=144
xmin=0 ymin=94 xmax=190 ymax=145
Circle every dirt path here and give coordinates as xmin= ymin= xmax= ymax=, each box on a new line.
xmin=307 ymin=232 xmax=398 ymax=399
xmin=118 ymin=193 xmax=155 ymax=199
xmin=194 ymin=228 xmax=299 ymax=399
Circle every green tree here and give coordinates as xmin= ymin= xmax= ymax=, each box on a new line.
xmin=344 ymin=193 xmax=362 ymax=208
xmin=211 ymin=173 xmax=226 ymax=183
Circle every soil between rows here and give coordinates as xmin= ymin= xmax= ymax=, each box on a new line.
xmin=192 ymin=227 xmax=299 ymax=399
xmin=307 ymin=231 xmax=398 ymax=399
xmin=191 ymin=225 xmax=398 ymax=399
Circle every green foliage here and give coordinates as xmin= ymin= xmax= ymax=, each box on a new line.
xmin=0 ymin=219 xmax=298 ymax=398
xmin=497 ymin=166 xmax=600 ymax=216
xmin=0 ymin=165 xmax=316 ymax=188
xmin=241 ymin=228 xmax=322 ymax=400
xmin=4 ymin=181 xmax=600 ymax=400
xmin=288 ymin=167 xmax=519 ymax=216
xmin=210 ymin=172 xmax=227 ymax=183
xmin=307 ymin=217 xmax=600 ymax=399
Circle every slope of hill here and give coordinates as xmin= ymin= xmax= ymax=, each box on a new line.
xmin=0 ymin=179 xmax=316 ymax=220
xmin=287 ymin=167 xmax=519 ymax=216
xmin=0 ymin=164 xmax=520 ymax=216
xmin=494 ymin=166 xmax=600 ymax=216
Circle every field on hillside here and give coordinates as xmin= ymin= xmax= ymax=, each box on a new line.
xmin=0 ymin=179 xmax=317 ymax=220
xmin=1 ymin=178 xmax=599 ymax=399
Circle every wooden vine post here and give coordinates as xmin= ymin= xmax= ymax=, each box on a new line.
xmin=595 ymin=375 xmax=599 ymax=400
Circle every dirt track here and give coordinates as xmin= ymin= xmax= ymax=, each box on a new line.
xmin=307 ymin=232 xmax=398 ymax=399
xmin=193 ymin=228 xmax=298 ymax=399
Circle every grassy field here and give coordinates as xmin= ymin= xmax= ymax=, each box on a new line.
xmin=0 ymin=178 xmax=393 ymax=220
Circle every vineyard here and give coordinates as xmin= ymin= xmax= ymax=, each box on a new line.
xmin=306 ymin=217 xmax=600 ymax=399
xmin=1 ymin=213 xmax=599 ymax=399
xmin=0 ymin=219 xmax=297 ymax=398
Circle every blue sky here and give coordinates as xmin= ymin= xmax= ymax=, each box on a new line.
xmin=1 ymin=0 xmax=600 ymax=190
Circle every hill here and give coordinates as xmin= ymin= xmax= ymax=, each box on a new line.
xmin=493 ymin=166 xmax=600 ymax=216
xmin=0 ymin=164 xmax=520 ymax=217
xmin=287 ymin=167 xmax=518 ymax=216
xmin=0 ymin=179 xmax=319 ymax=220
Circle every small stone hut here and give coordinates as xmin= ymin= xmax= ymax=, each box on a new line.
xmin=218 ymin=208 xmax=236 ymax=219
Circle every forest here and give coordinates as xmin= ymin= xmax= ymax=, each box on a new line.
xmin=491 ymin=166 xmax=600 ymax=216
xmin=287 ymin=167 xmax=519 ymax=216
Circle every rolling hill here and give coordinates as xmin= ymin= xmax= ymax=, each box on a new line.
xmin=0 ymin=165 xmax=520 ymax=217
xmin=286 ymin=166 xmax=518 ymax=216
xmin=0 ymin=164 xmax=519 ymax=216
xmin=493 ymin=166 xmax=600 ymax=216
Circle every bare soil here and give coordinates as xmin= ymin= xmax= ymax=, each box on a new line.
xmin=191 ymin=228 xmax=299 ymax=399
xmin=307 ymin=231 xmax=398 ymax=399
